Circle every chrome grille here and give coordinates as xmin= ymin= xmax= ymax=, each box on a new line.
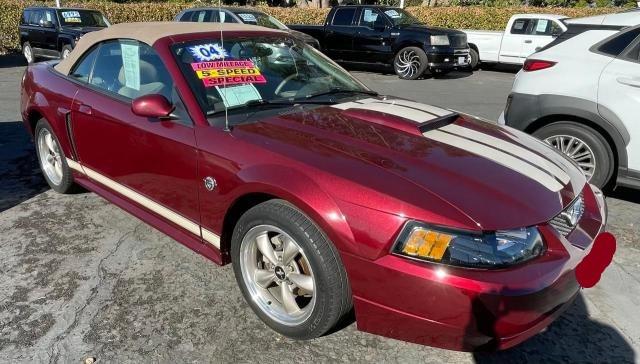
xmin=549 ymin=194 xmax=585 ymax=237
xmin=448 ymin=34 xmax=468 ymax=48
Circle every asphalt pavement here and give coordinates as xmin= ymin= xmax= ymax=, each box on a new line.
xmin=1 ymin=54 xmax=639 ymax=363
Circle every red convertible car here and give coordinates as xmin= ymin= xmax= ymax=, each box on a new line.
xmin=21 ymin=22 xmax=613 ymax=351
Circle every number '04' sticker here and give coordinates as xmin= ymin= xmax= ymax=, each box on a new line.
xmin=188 ymin=43 xmax=229 ymax=62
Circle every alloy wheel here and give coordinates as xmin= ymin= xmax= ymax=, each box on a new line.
xmin=395 ymin=49 xmax=421 ymax=79
xmin=62 ymin=49 xmax=71 ymax=59
xmin=239 ymin=225 xmax=316 ymax=326
xmin=544 ymin=134 xmax=596 ymax=180
xmin=23 ymin=45 xmax=33 ymax=63
xmin=37 ymin=129 xmax=64 ymax=185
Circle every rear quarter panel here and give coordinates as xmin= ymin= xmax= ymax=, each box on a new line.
xmin=21 ymin=63 xmax=78 ymax=158
xmin=462 ymin=30 xmax=503 ymax=62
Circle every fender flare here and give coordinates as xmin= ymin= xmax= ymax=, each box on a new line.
xmin=225 ymin=164 xmax=358 ymax=256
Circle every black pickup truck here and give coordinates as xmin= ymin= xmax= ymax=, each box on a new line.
xmin=289 ymin=5 xmax=470 ymax=79
xmin=19 ymin=7 xmax=110 ymax=64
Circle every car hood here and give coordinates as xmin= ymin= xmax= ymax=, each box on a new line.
xmin=60 ymin=26 xmax=106 ymax=36
xmin=233 ymin=97 xmax=586 ymax=230
xmin=286 ymin=29 xmax=319 ymax=44
xmin=401 ymin=24 xmax=467 ymax=36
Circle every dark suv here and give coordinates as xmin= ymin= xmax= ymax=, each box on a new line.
xmin=19 ymin=7 xmax=110 ymax=63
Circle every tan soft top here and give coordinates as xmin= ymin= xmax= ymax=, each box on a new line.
xmin=55 ymin=22 xmax=284 ymax=75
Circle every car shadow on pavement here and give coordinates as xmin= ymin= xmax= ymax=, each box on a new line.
xmin=0 ymin=121 xmax=49 ymax=212
xmin=472 ymin=293 xmax=635 ymax=363
xmin=0 ymin=53 xmax=26 ymax=69
xmin=608 ymin=186 xmax=640 ymax=205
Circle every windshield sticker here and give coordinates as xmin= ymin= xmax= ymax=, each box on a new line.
xmin=384 ymin=10 xmax=400 ymax=18
xmin=188 ymin=43 xmax=229 ymax=62
xmin=120 ymin=43 xmax=140 ymax=90
xmin=238 ymin=13 xmax=257 ymax=23
xmin=191 ymin=60 xmax=266 ymax=87
xmin=61 ymin=11 xmax=81 ymax=18
xmin=216 ymin=84 xmax=262 ymax=108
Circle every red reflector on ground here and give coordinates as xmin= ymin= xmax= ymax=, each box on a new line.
xmin=575 ymin=232 xmax=616 ymax=288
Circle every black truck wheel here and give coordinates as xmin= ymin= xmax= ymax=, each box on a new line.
xmin=394 ymin=47 xmax=428 ymax=80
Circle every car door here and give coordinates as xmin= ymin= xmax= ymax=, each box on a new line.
xmin=597 ymin=28 xmax=640 ymax=172
xmin=324 ymin=7 xmax=357 ymax=61
xmin=520 ymin=18 xmax=563 ymax=59
xmin=68 ymin=39 xmax=202 ymax=235
xmin=499 ymin=17 xmax=532 ymax=64
xmin=40 ymin=9 xmax=59 ymax=54
xmin=353 ymin=7 xmax=392 ymax=63
xmin=28 ymin=9 xmax=47 ymax=50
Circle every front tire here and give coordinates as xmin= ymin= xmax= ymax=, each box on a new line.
xmin=61 ymin=45 xmax=73 ymax=59
xmin=394 ymin=46 xmax=428 ymax=80
xmin=23 ymin=42 xmax=35 ymax=64
xmin=35 ymin=120 xmax=77 ymax=193
xmin=469 ymin=48 xmax=479 ymax=70
xmin=533 ymin=121 xmax=614 ymax=188
xmin=231 ymin=199 xmax=352 ymax=340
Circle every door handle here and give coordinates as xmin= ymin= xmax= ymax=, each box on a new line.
xmin=524 ymin=40 xmax=532 ymax=44
xmin=617 ymin=77 xmax=640 ymax=88
xmin=73 ymin=101 xmax=93 ymax=115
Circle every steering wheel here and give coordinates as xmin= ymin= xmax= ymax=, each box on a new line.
xmin=274 ymin=73 xmax=300 ymax=96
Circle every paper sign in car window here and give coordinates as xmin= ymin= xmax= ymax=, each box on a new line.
xmin=219 ymin=11 xmax=226 ymax=22
xmin=216 ymin=84 xmax=262 ymax=108
xmin=536 ymin=19 xmax=549 ymax=33
xmin=363 ymin=9 xmax=378 ymax=23
xmin=192 ymin=60 xmax=267 ymax=87
xmin=61 ymin=11 xmax=81 ymax=18
xmin=120 ymin=43 xmax=140 ymax=91
xmin=384 ymin=10 xmax=400 ymax=18
xmin=188 ymin=43 xmax=229 ymax=62
xmin=238 ymin=13 xmax=257 ymax=23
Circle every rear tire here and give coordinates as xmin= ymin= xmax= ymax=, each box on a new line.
xmin=533 ymin=121 xmax=614 ymax=188
xmin=23 ymin=42 xmax=35 ymax=64
xmin=231 ymin=199 xmax=352 ymax=340
xmin=34 ymin=120 xmax=77 ymax=194
xmin=394 ymin=46 xmax=428 ymax=80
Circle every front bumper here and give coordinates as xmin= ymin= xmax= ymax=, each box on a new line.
xmin=346 ymin=184 xmax=608 ymax=351
xmin=425 ymin=47 xmax=470 ymax=70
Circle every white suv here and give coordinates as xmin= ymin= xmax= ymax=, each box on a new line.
xmin=500 ymin=25 xmax=640 ymax=189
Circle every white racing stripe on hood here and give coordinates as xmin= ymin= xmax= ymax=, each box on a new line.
xmin=423 ymin=130 xmax=565 ymax=192
xmin=331 ymin=98 xmax=450 ymax=123
xmin=441 ymin=124 xmax=571 ymax=184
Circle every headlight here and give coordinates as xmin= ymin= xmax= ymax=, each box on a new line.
xmin=392 ymin=221 xmax=545 ymax=269
xmin=430 ymin=35 xmax=450 ymax=46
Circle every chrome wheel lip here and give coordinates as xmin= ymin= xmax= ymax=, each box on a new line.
xmin=37 ymin=129 xmax=64 ymax=186
xmin=395 ymin=50 xmax=421 ymax=79
xmin=544 ymin=134 xmax=596 ymax=180
xmin=239 ymin=224 xmax=316 ymax=327
xmin=62 ymin=48 xmax=71 ymax=59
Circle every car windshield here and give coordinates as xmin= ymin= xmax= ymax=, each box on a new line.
xmin=57 ymin=9 xmax=110 ymax=27
xmin=173 ymin=35 xmax=371 ymax=118
xmin=234 ymin=12 xmax=288 ymax=30
xmin=383 ymin=8 xmax=421 ymax=26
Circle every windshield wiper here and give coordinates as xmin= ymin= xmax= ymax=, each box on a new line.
xmin=206 ymin=99 xmax=335 ymax=116
xmin=305 ymin=88 xmax=378 ymax=100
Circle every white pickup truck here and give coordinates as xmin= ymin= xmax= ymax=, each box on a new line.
xmin=462 ymin=14 xmax=568 ymax=68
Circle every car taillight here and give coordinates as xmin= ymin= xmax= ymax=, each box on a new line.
xmin=523 ymin=59 xmax=556 ymax=72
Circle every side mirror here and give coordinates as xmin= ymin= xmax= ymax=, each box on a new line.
xmin=131 ymin=94 xmax=174 ymax=119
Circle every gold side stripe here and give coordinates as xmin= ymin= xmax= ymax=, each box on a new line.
xmin=66 ymin=158 xmax=221 ymax=248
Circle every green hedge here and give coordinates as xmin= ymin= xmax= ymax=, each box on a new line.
xmin=0 ymin=0 xmax=621 ymax=53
